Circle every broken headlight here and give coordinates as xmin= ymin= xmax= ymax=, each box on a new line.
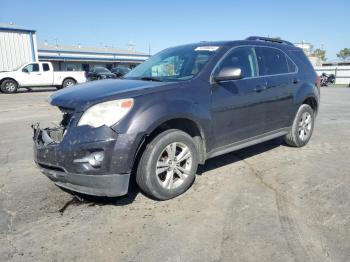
xmin=77 ymin=99 xmax=134 ymax=128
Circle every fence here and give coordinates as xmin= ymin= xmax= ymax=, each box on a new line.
xmin=314 ymin=65 xmax=350 ymax=85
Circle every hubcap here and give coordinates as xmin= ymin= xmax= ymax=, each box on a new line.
xmin=65 ymin=81 xmax=74 ymax=87
xmin=298 ymin=112 xmax=312 ymax=141
xmin=5 ymin=82 xmax=16 ymax=92
xmin=156 ymin=142 xmax=192 ymax=190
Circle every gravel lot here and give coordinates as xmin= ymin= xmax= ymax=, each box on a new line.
xmin=0 ymin=86 xmax=349 ymax=262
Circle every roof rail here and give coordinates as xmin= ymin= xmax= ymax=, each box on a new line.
xmin=246 ymin=36 xmax=294 ymax=46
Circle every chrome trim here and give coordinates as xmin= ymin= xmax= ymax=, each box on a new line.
xmin=210 ymin=45 xmax=299 ymax=84
xmin=206 ymin=127 xmax=290 ymax=159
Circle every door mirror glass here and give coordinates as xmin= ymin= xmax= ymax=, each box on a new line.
xmin=22 ymin=68 xmax=29 ymax=73
xmin=214 ymin=67 xmax=242 ymax=82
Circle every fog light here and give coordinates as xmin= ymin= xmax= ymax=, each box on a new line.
xmin=88 ymin=152 xmax=104 ymax=167
xmin=74 ymin=151 xmax=104 ymax=167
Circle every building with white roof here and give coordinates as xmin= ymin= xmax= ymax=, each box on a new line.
xmin=0 ymin=23 xmax=149 ymax=72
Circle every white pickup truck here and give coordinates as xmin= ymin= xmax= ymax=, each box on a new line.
xmin=0 ymin=62 xmax=86 ymax=93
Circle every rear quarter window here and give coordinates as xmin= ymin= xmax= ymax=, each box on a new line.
xmin=288 ymin=49 xmax=315 ymax=73
xmin=43 ymin=63 xmax=50 ymax=71
xmin=286 ymin=56 xmax=297 ymax=73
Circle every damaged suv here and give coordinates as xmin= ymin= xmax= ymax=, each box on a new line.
xmin=33 ymin=36 xmax=320 ymax=200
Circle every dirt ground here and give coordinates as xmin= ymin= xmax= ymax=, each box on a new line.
xmin=0 ymin=86 xmax=349 ymax=262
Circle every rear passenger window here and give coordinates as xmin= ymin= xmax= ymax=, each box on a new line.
xmin=217 ymin=47 xmax=258 ymax=78
xmin=43 ymin=63 xmax=50 ymax=71
xmin=256 ymin=47 xmax=289 ymax=75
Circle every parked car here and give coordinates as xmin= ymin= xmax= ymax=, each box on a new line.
xmin=86 ymin=67 xmax=116 ymax=81
xmin=320 ymin=72 xmax=335 ymax=86
xmin=0 ymin=62 xmax=86 ymax=93
xmin=33 ymin=36 xmax=320 ymax=200
xmin=111 ymin=66 xmax=131 ymax=78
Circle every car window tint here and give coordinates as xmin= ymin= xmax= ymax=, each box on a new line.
xmin=256 ymin=47 xmax=289 ymax=75
xmin=217 ymin=47 xmax=258 ymax=78
xmin=24 ymin=63 xmax=39 ymax=72
xmin=43 ymin=63 xmax=50 ymax=71
xmin=191 ymin=53 xmax=212 ymax=75
xmin=286 ymin=56 xmax=297 ymax=73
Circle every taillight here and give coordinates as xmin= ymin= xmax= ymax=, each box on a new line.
xmin=316 ymin=75 xmax=321 ymax=91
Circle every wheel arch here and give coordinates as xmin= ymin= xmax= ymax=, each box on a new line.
xmin=132 ymin=117 xmax=207 ymax=174
xmin=0 ymin=77 xmax=19 ymax=87
xmin=302 ymin=96 xmax=318 ymax=114
xmin=293 ymin=82 xmax=319 ymax=115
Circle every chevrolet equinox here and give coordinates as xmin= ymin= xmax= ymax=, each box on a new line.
xmin=33 ymin=36 xmax=320 ymax=200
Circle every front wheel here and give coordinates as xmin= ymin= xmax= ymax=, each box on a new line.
xmin=62 ymin=78 xmax=76 ymax=88
xmin=136 ymin=129 xmax=198 ymax=200
xmin=284 ymin=104 xmax=315 ymax=147
xmin=1 ymin=79 xmax=18 ymax=93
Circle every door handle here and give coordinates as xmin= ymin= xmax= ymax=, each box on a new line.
xmin=292 ymin=78 xmax=300 ymax=84
xmin=37 ymin=73 xmax=42 ymax=75
xmin=254 ymin=85 xmax=267 ymax=92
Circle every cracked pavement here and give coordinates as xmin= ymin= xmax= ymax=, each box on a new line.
xmin=0 ymin=87 xmax=349 ymax=262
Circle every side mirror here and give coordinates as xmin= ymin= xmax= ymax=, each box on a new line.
xmin=214 ymin=67 xmax=242 ymax=82
xmin=22 ymin=68 xmax=29 ymax=73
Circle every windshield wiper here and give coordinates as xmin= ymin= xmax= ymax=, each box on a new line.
xmin=140 ymin=77 xmax=163 ymax=82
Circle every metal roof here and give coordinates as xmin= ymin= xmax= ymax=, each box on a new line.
xmin=37 ymin=42 xmax=147 ymax=56
xmin=0 ymin=23 xmax=36 ymax=33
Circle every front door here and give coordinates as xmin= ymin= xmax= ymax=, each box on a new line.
xmin=210 ymin=46 xmax=267 ymax=149
xmin=20 ymin=63 xmax=41 ymax=86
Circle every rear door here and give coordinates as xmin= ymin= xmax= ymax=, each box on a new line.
xmin=210 ymin=46 xmax=267 ymax=149
xmin=40 ymin=63 xmax=54 ymax=86
xmin=255 ymin=46 xmax=297 ymax=131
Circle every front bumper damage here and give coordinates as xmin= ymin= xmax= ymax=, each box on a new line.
xmin=32 ymin=116 xmax=131 ymax=197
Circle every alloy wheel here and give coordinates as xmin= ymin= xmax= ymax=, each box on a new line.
xmin=298 ymin=112 xmax=312 ymax=141
xmin=5 ymin=82 xmax=16 ymax=92
xmin=156 ymin=142 xmax=193 ymax=190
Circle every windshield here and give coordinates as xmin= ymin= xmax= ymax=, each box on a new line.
xmin=13 ymin=63 xmax=26 ymax=71
xmin=94 ymin=67 xmax=111 ymax=73
xmin=124 ymin=45 xmax=219 ymax=82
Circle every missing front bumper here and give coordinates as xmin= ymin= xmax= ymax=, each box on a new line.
xmin=32 ymin=124 xmax=130 ymax=197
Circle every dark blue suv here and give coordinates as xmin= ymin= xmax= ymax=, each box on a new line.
xmin=33 ymin=36 xmax=320 ymax=200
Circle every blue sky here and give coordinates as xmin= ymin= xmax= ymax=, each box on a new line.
xmin=1 ymin=0 xmax=349 ymax=60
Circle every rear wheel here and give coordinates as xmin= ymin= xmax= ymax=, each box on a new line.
xmin=62 ymin=78 xmax=76 ymax=88
xmin=284 ymin=104 xmax=314 ymax=147
xmin=1 ymin=79 xmax=18 ymax=94
xmin=136 ymin=129 xmax=198 ymax=200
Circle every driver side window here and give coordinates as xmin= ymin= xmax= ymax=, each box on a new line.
xmin=217 ymin=47 xmax=258 ymax=78
xmin=23 ymin=63 xmax=39 ymax=73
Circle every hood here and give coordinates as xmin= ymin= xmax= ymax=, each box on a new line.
xmin=49 ymin=79 xmax=172 ymax=111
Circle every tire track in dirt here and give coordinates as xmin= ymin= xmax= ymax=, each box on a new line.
xmin=219 ymin=156 xmax=325 ymax=262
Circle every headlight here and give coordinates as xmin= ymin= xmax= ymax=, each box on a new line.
xmin=77 ymin=99 xmax=134 ymax=128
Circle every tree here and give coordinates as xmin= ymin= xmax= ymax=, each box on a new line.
xmin=312 ymin=48 xmax=326 ymax=61
xmin=336 ymin=48 xmax=350 ymax=61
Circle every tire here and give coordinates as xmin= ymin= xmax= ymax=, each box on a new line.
xmin=136 ymin=129 xmax=199 ymax=200
xmin=62 ymin=78 xmax=76 ymax=88
xmin=284 ymin=104 xmax=315 ymax=147
xmin=1 ymin=79 xmax=18 ymax=94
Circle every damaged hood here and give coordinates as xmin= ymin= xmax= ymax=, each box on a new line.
xmin=49 ymin=79 xmax=172 ymax=111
